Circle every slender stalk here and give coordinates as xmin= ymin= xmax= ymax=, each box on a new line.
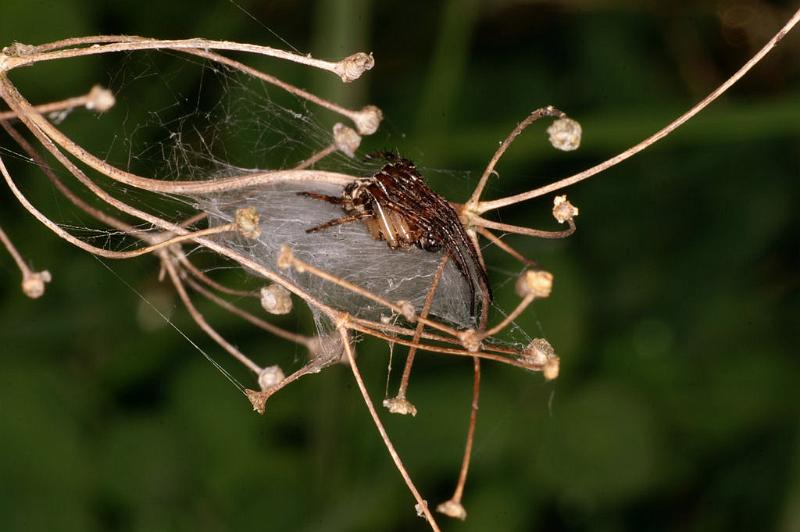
xmin=0 ymin=225 xmax=32 ymax=277
xmin=394 ymin=254 xmax=449 ymax=401
xmin=472 ymin=216 xmax=576 ymax=239
xmin=481 ymin=293 xmax=535 ymax=338
xmin=164 ymin=255 xmax=262 ymax=374
xmin=1 ymin=37 xmax=371 ymax=82
xmin=467 ymin=106 xmax=565 ymax=207
xmin=476 ymin=7 xmax=800 ymax=214
xmin=184 ymin=274 xmax=312 ymax=347
xmin=338 ymin=327 xmax=442 ymax=532
xmin=475 ymin=226 xmax=535 ymax=266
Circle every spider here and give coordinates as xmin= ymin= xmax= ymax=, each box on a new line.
xmin=298 ymin=152 xmax=492 ymax=316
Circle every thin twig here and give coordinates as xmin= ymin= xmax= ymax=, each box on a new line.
xmin=476 ymin=7 xmax=800 ymax=214
xmin=163 ymin=255 xmax=262 ymax=374
xmin=338 ymin=326 xmax=442 ymax=532
xmin=0 ymin=225 xmax=32 ymax=276
xmin=481 ymin=293 xmax=535 ymax=338
xmin=394 ymin=254 xmax=449 ymax=402
xmin=438 ymin=357 xmax=481 ymax=520
xmin=184 ymin=273 xmax=312 ymax=347
xmin=1 ymin=37 xmax=372 ymax=82
xmin=475 ymin=226 xmax=536 ymax=266
xmin=286 ymin=251 xmax=461 ymax=339
xmin=472 ymin=216 xmax=576 ymax=239
xmin=467 ymin=106 xmax=565 ymax=207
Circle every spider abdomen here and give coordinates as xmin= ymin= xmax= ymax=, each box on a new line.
xmin=362 ymin=203 xmax=419 ymax=248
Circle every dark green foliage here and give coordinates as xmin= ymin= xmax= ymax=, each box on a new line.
xmin=1 ymin=1 xmax=799 ymax=531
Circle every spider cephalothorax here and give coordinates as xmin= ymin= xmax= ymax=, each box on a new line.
xmin=299 ymin=152 xmax=491 ymax=314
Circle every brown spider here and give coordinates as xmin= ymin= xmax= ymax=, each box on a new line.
xmin=299 ymin=152 xmax=491 ymax=315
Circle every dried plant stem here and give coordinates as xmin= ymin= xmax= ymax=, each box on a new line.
xmin=0 ymin=89 xmax=96 ymax=120
xmin=286 ymin=251 xmax=460 ymax=338
xmin=0 ymin=225 xmax=32 ymax=277
xmin=0 ymin=119 xmax=139 ymax=236
xmin=475 ymin=226 xmax=535 ymax=265
xmin=482 ymin=293 xmax=536 ymax=339
xmin=3 ymin=35 xmax=378 ymax=132
xmin=346 ymin=320 xmax=537 ymax=372
xmin=178 ymin=254 xmax=256 ymax=298
xmin=476 ymin=7 xmax=800 ymax=214
xmin=183 ymin=48 xmax=379 ymax=133
xmin=338 ymin=326 xmax=442 ymax=532
xmin=246 ymin=357 xmax=336 ymax=414
xmin=394 ymin=254 xmax=449 ymax=402
xmin=2 ymin=37 xmax=369 ymax=81
xmin=5 ymin=14 xmax=793 ymax=523
xmin=184 ymin=274 xmax=312 ymax=347
xmin=467 ymin=106 xmax=565 ymax=207
xmin=352 ymin=316 xmax=525 ymax=358
xmin=438 ymin=357 xmax=481 ymax=519
xmin=164 ymin=255 xmax=262 ymax=374
xmin=178 ymin=212 xmax=208 ymax=229
xmin=1 ymin=160 xmax=232 ymax=260
xmin=473 ymin=216 xmax=576 ymax=239
xmin=294 ymin=143 xmax=338 ymax=170
xmin=0 ymin=126 xmax=344 ymax=347
xmin=0 ymin=73 xmax=355 ymax=194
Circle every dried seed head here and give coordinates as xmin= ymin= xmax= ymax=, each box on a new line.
xmin=515 ymin=269 xmax=553 ymax=299
xmin=86 ymin=85 xmax=116 ymax=112
xmin=277 ymin=245 xmax=294 ymax=270
xmin=522 ymin=338 xmax=555 ymax=368
xmin=437 ymin=500 xmax=467 ymax=520
xmin=544 ymin=356 xmax=560 ymax=381
xmin=547 ymin=117 xmax=582 ymax=151
xmin=245 ymin=389 xmax=268 ymax=414
xmin=234 ymin=207 xmax=261 ymax=239
xmin=22 ymin=270 xmax=51 ymax=299
xmin=396 ymin=300 xmax=417 ymax=322
xmin=521 ymin=338 xmax=560 ymax=380
xmin=352 ymin=105 xmax=383 ymax=135
xmin=553 ymin=195 xmax=579 ymax=224
xmin=260 ymin=284 xmax=293 ymax=315
xmin=258 ymin=365 xmax=285 ymax=391
xmin=2 ymin=42 xmax=35 ymax=57
xmin=332 ymin=123 xmax=361 ymax=157
xmin=458 ymin=329 xmax=482 ymax=352
xmin=335 ymin=52 xmax=375 ymax=82
xmin=383 ymin=397 xmax=418 ymax=416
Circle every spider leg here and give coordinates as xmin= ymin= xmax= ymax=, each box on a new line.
xmin=297 ymin=191 xmax=345 ymax=205
xmin=305 ymin=211 xmax=372 ymax=233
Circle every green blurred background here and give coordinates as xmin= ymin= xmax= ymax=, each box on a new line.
xmin=1 ymin=1 xmax=799 ymax=531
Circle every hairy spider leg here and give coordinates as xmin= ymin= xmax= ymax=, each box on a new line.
xmin=297 ymin=191 xmax=345 ymax=205
xmin=304 ymin=211 xmax=373 ymax=234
